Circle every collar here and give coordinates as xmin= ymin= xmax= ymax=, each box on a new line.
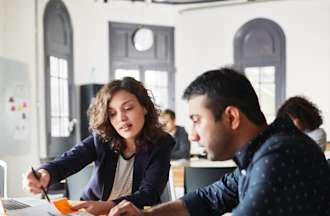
xmin=233 ymin=115 xmax=297 ymax=170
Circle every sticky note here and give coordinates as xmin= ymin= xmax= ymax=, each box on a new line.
xmin=52 ymin=197 xmax=75 ymax=214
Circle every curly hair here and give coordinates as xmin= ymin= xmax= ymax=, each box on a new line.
xmin=277 ymin=96 xmax=323 ymax=131
xmin=87 ymin=77 xmax=165 ymax=152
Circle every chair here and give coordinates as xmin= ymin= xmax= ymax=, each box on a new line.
xmin=160 ymin=169 xmax=176 ymax=202
xmin=184 ymin=166 xmax=235 ymax=194
xmin=66 ymin=165 xmax=93 ymax=200
xmin=0 ymin=160 xmax=7 ymax=198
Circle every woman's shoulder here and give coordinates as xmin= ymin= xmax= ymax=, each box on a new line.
xmin=150 ymin=132 xmax=175 ymax=150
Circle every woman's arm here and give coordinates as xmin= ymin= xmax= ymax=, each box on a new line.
xmin=39 ymin=134 xmax=98 ymax=185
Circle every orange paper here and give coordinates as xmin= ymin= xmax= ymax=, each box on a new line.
xmin=52 ymin=197 xmax=75 ymax=214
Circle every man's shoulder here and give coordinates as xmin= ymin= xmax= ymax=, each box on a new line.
xmin=255 ymin=131 xmax=317 ymax=158
xmin=176 ymin=125 xmax=188 ymax=135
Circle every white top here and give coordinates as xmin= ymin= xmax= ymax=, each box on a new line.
xmin=108 ymin=154 xmax=135 ymax=201
xmin=305 ymin=128 xmax=327 ymax=151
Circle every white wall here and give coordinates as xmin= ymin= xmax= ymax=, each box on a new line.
xmin=0 ymin=0 xmax=40 ymax=197
xmin=38 ymin=0 xmax=176 ymax=85
xmin=1 ymin=0 xmax=330 ymax=197
xmin=0 ymin=0 xmax=4 ymax=55
xmin=174 ymin=0 xmax=330 ymax=134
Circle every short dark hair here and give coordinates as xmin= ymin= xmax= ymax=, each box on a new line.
xmin=162 ymin=109 xmax=176 ymax=120
xmin=88 ymin=77 xmax=165 ymax=151
xmin=183 ymin=67 xmax=266 ymax=126
xmin=277 ymin=96 xmax=323 ymax=131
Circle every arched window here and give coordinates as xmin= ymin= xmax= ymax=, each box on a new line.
xmin=44 ymin=0 xmax=76 ymax=157
xmin=234 ymin=18 xmax=286 ymax=123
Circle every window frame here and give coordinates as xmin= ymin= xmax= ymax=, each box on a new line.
xmin=234 ymin=18 xmax=286 ymax=122
xmin=44 ymin=0 xmax=76 ymax=157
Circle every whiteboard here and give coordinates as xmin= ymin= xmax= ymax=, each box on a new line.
xmin=0 ymin=57 xmax=30 ymax=155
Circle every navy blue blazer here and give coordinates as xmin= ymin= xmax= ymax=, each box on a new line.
xmin=39 ymin=132 xmax=175 ymax=208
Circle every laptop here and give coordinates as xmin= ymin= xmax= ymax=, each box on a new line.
xmin=1 ymin=198 xmax=31 ymax=210
xmin=0 ymin=197 xmax=47 ymax=214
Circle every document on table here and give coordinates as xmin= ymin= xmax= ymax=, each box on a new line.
xmin=6 ymin=203 xmax=92 ymax=216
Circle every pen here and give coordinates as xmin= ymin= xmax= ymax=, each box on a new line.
xmin=31 ymin=166 xmax=51 ymax=202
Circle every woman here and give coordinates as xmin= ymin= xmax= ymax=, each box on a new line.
xmin=22 ymin=77 xmax=174 ymax=215
xmin=277 ymin=96 xmax=327 ymax=151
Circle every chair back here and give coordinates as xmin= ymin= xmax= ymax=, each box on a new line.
xmin=66 ymin=165 xmax=93 ymax=200
xmin=160 ymin=169 xmax=176 ymax=202
xmin=184 ymin=166 xmax=235 ymax=194
xmin=0 ymin=160 xmax=7 ymax=198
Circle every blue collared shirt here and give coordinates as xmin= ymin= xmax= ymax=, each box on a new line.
xmin=182 ymin=116 xmax=330 ymax=216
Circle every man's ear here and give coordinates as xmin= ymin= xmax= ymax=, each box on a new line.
xmin=224 ymin=106 xmax=240 ymax=130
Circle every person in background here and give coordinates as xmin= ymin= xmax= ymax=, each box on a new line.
xmin=277 ymin=96 xmax=327 ymax=151
xmin=160 ymin=109 xmax=190 ymax=160
xmin=22 ymin=77 xmax=174 ymax=215
xmin=108 ymin=67 xmax=330 ymax=216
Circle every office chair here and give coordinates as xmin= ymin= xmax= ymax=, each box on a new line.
xmin=160 ymin=169 xmax=176 ymax=202
xmin=184 ymin=166 xmax=235 ymax=194
xmin=66 ymin=165 xmax=93 ymax=200
xmin=0 ymin=160 xmax=7 ymax=198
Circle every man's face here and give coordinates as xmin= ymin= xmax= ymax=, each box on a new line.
xmin=188 ymin=95 xmax=234 ymax=161
xmin=160 ymin=114 xmax=176 ymax=133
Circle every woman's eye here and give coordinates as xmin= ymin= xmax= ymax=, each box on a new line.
xmin=124 ymin=106 xmax=132 ymax=111
xmin=109 ymin=112 xmax=116 ymax=117
xmin=192 ymin=117 xmax=200 ymax=124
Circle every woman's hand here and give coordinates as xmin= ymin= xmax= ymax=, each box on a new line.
xmin=108 ymin=200 xmax=143 ymax=216
xmin=22 ymin=168 xmax=50 ymax=194
xmin=72 ymin=200 xmax=115 ymax=215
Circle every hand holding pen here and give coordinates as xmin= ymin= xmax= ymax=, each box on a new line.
xmin=22 ymin=167 xmax=51 ymax=202
xmin=31 ymin=167 xmax=51 ymax=202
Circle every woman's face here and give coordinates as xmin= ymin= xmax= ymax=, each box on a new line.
xmin=291 ymin=116 xmax=304 ymax=131
xmin=108 ymin=90 xmax=146 ymax=143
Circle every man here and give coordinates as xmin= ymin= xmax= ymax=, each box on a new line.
xmin=160 ymin=109 xmax=190 ymax=160
xmin=109 ymin=67 xmax=330 ymax=216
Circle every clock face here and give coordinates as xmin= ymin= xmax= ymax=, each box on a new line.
xmin=132 ymin=28 xmax=154 ymax=51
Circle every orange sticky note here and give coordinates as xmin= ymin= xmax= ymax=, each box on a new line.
xmin=52 ymin=197 xmax=76 ymax=214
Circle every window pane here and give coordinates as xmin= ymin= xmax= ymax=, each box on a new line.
xmin=51 ymin=76 xmax=59 ymax=116
xmin=115 ymin=69 xmax=140 ymax=81
xmin=60 ymin=59 xmax=68 ymax=79
xmin=260 ymin=66 xmax=275 ymax=83
xmin=145 ymin=70 xmax=168 ymax=109
xmin=51 ymin=117 xmax=59 ymax=137
xmin=245 ymin=67 xmax=260 ymax=84
xmin=259 ymin=83 xmax=275 ymax=120
xmin=50 ymin=56 xmax=70 ymax=137
xmin=245 ymin=66 xmax=276 ymax=124
xmin=50 ymin=56 xmax=58 ymax=77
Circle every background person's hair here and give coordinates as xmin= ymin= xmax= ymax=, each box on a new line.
xmin=277 ymin=96 xmax=323 ymax=131
xmin=87 ymin=77 xmax=164 ymax=152
xmin=183 ymin=67 xmax=266 ymax=126
xmin=161 ymin=109 xmax=176 ymax=120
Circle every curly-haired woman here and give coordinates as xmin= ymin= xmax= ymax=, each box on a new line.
xmin=277 ymin=96 xmax=327 ymax=151
xmin=23 ymin=77 xmax=174 ymax=215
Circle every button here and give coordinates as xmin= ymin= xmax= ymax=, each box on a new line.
xmin=241 ymin=169 xmax=247 ymax=176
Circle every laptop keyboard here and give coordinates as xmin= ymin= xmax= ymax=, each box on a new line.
xmin=2 ymin=199 xmax=31 ymax=210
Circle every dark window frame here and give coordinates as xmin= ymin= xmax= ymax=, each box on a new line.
xmin=234 ymin=18 xmax=286 ymax=111
xmin=44 ymin=0 xmax=76 ymax=157
xmin=109 ymin=22 xmax=175 ymax=110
